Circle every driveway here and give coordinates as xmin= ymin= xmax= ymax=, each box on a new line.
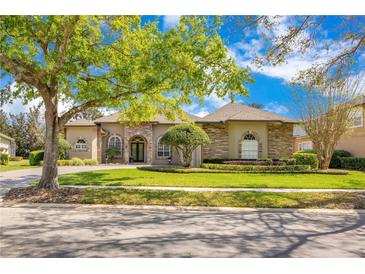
xmin=0 ymin=165 xmax=142 ymax=197
xmin=1 ymin=204 xmax=364 ymax=257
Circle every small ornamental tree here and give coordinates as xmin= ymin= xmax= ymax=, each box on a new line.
xmin=160 ymin=124 xmax=210 ymax=167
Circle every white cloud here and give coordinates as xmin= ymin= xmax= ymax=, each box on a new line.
xmin=193 ymin=110 xmax=210 ymax=118
xmin=163 ymin=15 xmax=181 ymax=31
xmin=204 ymin=92 xmax=230 ymax=109
xmin=264 ymin=102 xmax=289 ymax=114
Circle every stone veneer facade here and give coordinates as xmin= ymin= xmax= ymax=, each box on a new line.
xmin=267 ymin=123 xmax=294 ymax=158
xmin=201 ymin=123 xmax=229 ymax=159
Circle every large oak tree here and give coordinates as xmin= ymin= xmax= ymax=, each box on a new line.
xmin=0 ymin=16 xmax=253 ymax=189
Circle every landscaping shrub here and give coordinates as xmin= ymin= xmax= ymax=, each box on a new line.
xmin=70 ymin=157 xmax=85 ymax=166
xmin=293 ymin=153 xmax=318 ymax=169
xmin=57 ymin=160 xmax=71 ymax=166
xmin=330 ymin=150 xmax=352 ymax=168
xmin=222 ymin=159 xmax=273 ymax=166
xmin=297 ymin=150 xmax=316 ymax=154
xmin=29 ymin=150 xmax=44 ymax=166
xmin=339 ymin=157 xmax=365 ymax=171
xmin=204 ymin=158 xmax=296 ymax=166
xmin=9 ymin=156 xmax=23 ymax=161
xmin=0 ymin=153 xmax=10 ymax=165
xmin=202 ymin=163 xmax=311 ymax=173
xmin=281 ymin=158 xmax=296 ymax=165
xmin=83 ymin=159 xmax=98 ymax=165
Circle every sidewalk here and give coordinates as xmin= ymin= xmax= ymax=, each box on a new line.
xmin=63 ymin=185 xmax=365 ymax=193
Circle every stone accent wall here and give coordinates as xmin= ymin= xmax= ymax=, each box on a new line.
xmin=267 ymin=123 xmax=294 ymax=158
xmin=124 ymin=123 xmax=153 ymax=164
xmin=202 ymin=123 xmax=229 ymax=159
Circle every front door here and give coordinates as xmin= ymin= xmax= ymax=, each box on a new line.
xmin=131 ymin=142 xmax=144 ymax=162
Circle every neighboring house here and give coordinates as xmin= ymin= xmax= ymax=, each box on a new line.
xmin=293 ymin=97 xmax=365 ymax=156
xmin=0 ymin=132 xmax=16 ymax=156
xmin=64 ymin=103 xmax=297 ymax=166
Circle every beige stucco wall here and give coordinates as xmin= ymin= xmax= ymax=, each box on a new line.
xmin=65 ymin=126 xmax=98 ymax=160
xmin=227 ymin=121 xmax=268 ymax=158
xmin=0 ymin=136 xmax=11 ymax=155
xmin=100 ymin=123 xmax=125 ymax=163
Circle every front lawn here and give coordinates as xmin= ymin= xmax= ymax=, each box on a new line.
xmin=59 ymin=168 xmax=365 ymax=189
xmin=5 ymin=187 xmax=365 ymax=209
xmin=0 ymin=160 xmax=38 ymax=172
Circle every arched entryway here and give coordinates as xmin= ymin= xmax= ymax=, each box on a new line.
xmin=129 ymin=135 xmax=146 ymax=163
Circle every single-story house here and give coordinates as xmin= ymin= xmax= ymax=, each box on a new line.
xmin=0 ymin=132 xmax=16 ymax=156
xmin=293 ymin=96 xmax=365 ymax=157
xmin=64 ymin=103 xmax=298 ymax=166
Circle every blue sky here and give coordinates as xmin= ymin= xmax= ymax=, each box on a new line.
xmin=2 ymin=15 xmax=364 ymax=119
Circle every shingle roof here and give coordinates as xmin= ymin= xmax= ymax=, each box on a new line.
xmin=65 ymin=119 xmax=96 ymax=127
xmin=197 ymin=103 xmax=297 ymax=123
xmin=93 ymin=112 xmax=199 ymax=124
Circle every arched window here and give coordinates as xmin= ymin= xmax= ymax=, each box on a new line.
xmin=241 ymin=133 xmax=258 ymax=159
xmin=74 ymin=138 xmax=88 ymax=151
xmin=157 ymin=137 xmax=171 ymax=159
xmin=108 ymin=135 xmax=122 ymax=154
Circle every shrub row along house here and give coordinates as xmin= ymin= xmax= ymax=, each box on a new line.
xmin=293 ymin=97 xmax=365 ymax=157
xmin=64 ymin=103 xmax=298 ymax=166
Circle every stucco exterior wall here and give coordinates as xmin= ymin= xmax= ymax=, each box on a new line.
xmin=65 ymin=126 xmax=98 ymax=160
xmin=227 ymin=121 xmax=268 ymax=159
xmin=0 ymin=135 xmax=15 ymax=156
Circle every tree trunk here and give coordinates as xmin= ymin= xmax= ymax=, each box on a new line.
xmin=38 ymin=96 xmax=59 ymax=189
xmin=320 ymin=157 xmax=331 ymax=170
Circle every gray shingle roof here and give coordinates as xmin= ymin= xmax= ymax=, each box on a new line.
xmin=65 ymin=119 xmax=96 ymax=127
xmin=197 ymin=103 xmax=297 ymax=123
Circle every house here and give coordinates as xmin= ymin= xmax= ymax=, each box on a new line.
xmin=64 ymin=103 xmax=298 ymax=166
xmin=0 ymin=132 xmax=16 ymax=156
xmin=293 ymin=96 xmax=365 ymax=157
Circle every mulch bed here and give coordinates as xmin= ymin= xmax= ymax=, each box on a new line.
xmin=4 ymin=187 xmax=83 ymax=203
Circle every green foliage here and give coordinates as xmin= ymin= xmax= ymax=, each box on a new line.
xmin=29 ymin=150 xmax=44 ymax=166
xmin=58 ymin=134 xmax=72 ymax=160
xmin=9 ymin=156 xmax=23 ymax=161
xmin=282 ymin=158 xmax=296 ymax=166
xmin=70 ymin=157 xmax=85 ymax=166
xmin=339 ymin=157 xmax=365 ymax=171
xmin=203 ymin=158 xmax=296 ymax=166
xmin=83 ymin=159 xmax=98 ymax=165
xmin=202 ymin=163 xmax=311 ymax=173
xmin=0 ymin=153 xmax=10 ymax=165
xmin=160 ymin=124 xmax=211 ymax=167
xmin=330 ymin=150 xmax=352 ymax=168
xmin=297 ymin=150 xmax=316 ymax=154
xmin=293 ymin=153 xmax=319 ymax=170
xmin=106 ymin=147 xmax=120 ymax=162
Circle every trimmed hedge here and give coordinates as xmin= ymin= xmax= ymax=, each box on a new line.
xmin=203 ymin=158 xmax=296 ymax=166
xmin=29 ymin=150 xmax=44 ymax=166
xmin=82 ymin=159 xmax=98 ymax=165
xmin=0 ymin=153 xmax=10 ymax=165
xmin=202 ymin=163 xmax=311 ymax=173
xmin=339 ymin=157 xmax=365 ymax=171
xmin=9 ymin=156 xmax=23 ymax=161
xmin=293 ymin=153 xmax=318 ymax=169
xmin=41 ymin=158 xmax=99 ymax=166
xmin=330 ymin=150 xmax=352 ymax=168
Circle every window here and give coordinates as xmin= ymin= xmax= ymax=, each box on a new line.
xmin=349 ymin=107 xmax=363 ymax=128
xmin=108 ymin=135 xmax=122 ymax=154
xmin=241 ymin=133 xmax=258 ymax=159
xmin=74 ymin=138 xmax=88 ymax=151
xmin=299 ymin=141 xmax=313 ymax=151
xmin=157 ymin=137 xmax=171 ymax=158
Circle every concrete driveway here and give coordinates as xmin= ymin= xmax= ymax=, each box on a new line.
xmin=0 ymin=165 xmax=141 ymax=196
xmin=1 ymin=204 xmax=364 ymax=258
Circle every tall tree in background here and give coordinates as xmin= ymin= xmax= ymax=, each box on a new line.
xmin=72 ymin=108 xmax=104 ymax=121
xmin=0 ymin=109 xmax=10 ymax=134
xmin=0 ymin=16 xmax=252 ymax=189
xmin=293 ymin=74 xmax=364 ymax=170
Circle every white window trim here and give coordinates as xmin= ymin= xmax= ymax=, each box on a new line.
xmin=74 ymin=138 xmax=89 ymax=152
xmin=156 ymin=136 xmax=171 ymax=159
xmin=108 ymin=135 xmax=123 ymax=153
xmin=298 ymin=141 xmax=313 ymax=151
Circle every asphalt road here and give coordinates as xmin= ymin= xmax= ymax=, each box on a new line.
xmin=1 ymin=204 xmax=364 ymax=258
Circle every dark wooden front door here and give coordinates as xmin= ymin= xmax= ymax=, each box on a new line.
xmin=130 ymin=142 xmax=144 ymax=162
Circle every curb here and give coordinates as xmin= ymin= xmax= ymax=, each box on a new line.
xmin=2 ymin=202 xmax=365 ymax=214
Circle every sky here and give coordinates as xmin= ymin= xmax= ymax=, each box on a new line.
xmin=1 ymin=15 xmax=364 ymax=119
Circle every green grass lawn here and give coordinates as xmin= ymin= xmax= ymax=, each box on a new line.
xmin=0 ymin=160 xmax=38 ymax=172
xmin=82 ymin=189 xmax=365 ymax=208
xmin=59 ymin=168 xmax=365 ymax=189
